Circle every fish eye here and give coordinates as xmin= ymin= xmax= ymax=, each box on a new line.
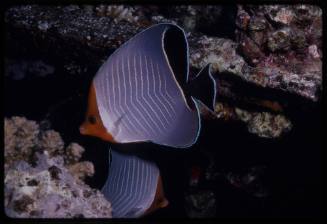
xmin=88 ymin=115 xmax=96 ymax=124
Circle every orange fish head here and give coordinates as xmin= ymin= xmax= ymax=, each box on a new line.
xmin=80 ymin=82 xmax=116 ymax=143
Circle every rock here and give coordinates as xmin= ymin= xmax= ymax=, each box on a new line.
xmin=208 ymin=103 xmax=292 ymax=138
xmin=189 ymin=35 xmax=245 ymax=76
xmin=235 ymin=5 xmax=322 ymax=102
xmin=236 ymin=5 xmax=250 ymax=30
xmin=4 ymin=116 xmax=112 ymax=218
xmin=95 ymin=5 xmax=142 ymax=24
xmin=38 ymin=130 xmax=65 ymax=157
xmin=290 ymin=28 xmax=307 ymax=50
xmin=5 ymin=5 xmax=322 ymax=101
xmin=5 ymin=152 xmax=112 ymax=218
xmin=68 ymin=162 xmax=95 ymax=181
xmin=5 ymin=117 xmax=40 ymax=169
xmin=265 ymin=5 xmax=295 ymax=25
xmin=65 ymin=143 xmax=85 ymax=165
xmin=159 ymin=5 xmax=236 ymax=38
xmin=267 ymin=28 xmax=291 ymax=52
xmin=5 ymin=5 xmax=146 ymax=66
xmin=185 ymin=190 xmax=216 ymax=218
xmin=235 ymin=108 xmax=292 ymax=138
xmin=238 ymin=33 xmax=265 ymax=66
xmin=248 ymin=17 xmax=267 ymax=46
xmin=4 ymin=5 xmax=321 ymax=138
xmin=308 ymin=45 xmax=320 ymax=59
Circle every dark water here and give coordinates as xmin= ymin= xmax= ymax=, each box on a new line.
xmin=4 ymin=8 xmax=323 ymax=219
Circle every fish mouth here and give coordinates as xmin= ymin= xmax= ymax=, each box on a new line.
xmin=79 ymin=124 xmax=87 ymax=135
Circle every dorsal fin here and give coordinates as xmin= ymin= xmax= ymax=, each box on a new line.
xmin=163 ymin=25 xmax=189 ymax=86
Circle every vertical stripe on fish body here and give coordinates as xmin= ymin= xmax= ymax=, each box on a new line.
xmin=94 ymin=23 xmax=202 ymax=148
xmin=101 ymin=149 xmax=165 ymax=218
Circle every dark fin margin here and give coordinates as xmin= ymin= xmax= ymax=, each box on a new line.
xmin=187 ymin=64 xmax=217 ymax=112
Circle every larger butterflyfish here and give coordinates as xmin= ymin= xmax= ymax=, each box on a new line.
xmin=80 ymin=23 xmax=216 ymax=148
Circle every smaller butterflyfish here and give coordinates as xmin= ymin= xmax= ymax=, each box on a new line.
xmin=101 ymin=148 xmax=169 ymax=218
xmin=80 ymin=23 xmax=217 ymax=148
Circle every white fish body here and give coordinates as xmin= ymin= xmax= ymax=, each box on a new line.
xmin=94 ymin=23 xmax=201 ymax=148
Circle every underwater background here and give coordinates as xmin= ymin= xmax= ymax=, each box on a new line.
xmin=4 ymin=4 xmax=323 ymax=219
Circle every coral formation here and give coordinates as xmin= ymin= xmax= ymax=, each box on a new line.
xmin=4 ymin=117 xmax=112 ymax=218
xmin=5 ymin=5 xmax=322 ymax=101
xmin=206 ymin=103 xmax=292 ymax=138
xmin=4 ymin=5 xmax=322 ymax=218
xmin=67 ymin=162 xmax=95 ymax=182
xmin=5 ymin=4 xmax=321 ymax=139
xmin=64 ymin=143 xmax=85 ymax=165
xmin=235 ymin=5 xmax=322 ymax=101
xmin=189 ymin=35 xmax=245 ymax=76
xmin=233 ymin=105 xmax=292 ymax=138
xmin=95 ymin=5 xmax=140 ymax=24
xmin=38 ymin=130 xmax=65 ymax=157
xmin=5 ymin=117 xmax=40 ymax=169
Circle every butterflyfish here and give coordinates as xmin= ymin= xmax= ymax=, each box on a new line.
xmin=80 ymin=23 xmax=216 ymax=148
xmin=101 ymin=148 xmax=169 ymax=218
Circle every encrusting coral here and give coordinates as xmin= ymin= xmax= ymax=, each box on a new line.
xmin=65 ymin=142 xmax=85 ymax=165
xmin=201 ymin=103 xmax=292 ymax=138
xmin=38 ymin=130 xmax=65 ymax=157
xmin=234 ymin=107 xmax=292 ymax=138
xmin=95 ymin=5 xmax=141 ymax=24
xmin=5 ymin=116 xmax=40 ymax=169
xmin=4 ymin=116 xmax=112 ymax=218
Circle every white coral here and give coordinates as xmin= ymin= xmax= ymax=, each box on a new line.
xmin=4 ymin=116 xmax=112 ymax=218
xmin=95 ymin=5 xmax=139 ymax=23
xmin=5 ymin=152 xmax=111 ymax=218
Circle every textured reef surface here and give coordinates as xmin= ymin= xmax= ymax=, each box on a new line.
xmin=5 ymin=5 xmax=322 ymax=139
xmin=4 ymin=4 xmax=322 ymax=219
xmin=4 ymin=117 xmax=112 ymax=218
xmin=235 ymin=5 xmax=322 ymax=101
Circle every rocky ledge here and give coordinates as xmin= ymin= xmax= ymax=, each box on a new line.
xmin=4 ymin=5 xmax=322 ymax=139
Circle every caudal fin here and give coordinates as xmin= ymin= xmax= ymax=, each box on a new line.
xmin=188 ymin=64 xmax=216 ymax=112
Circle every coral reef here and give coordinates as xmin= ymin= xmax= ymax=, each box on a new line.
xmin=4 ymin=5 xmax=322 ymax=219
xmin=235 ymin=5 xmax=322 ymax=101
xmin=4 ymin=117 xmax=112 ymax=218
xmin=5 ymin=117 xmax=40 ymax=169
xmin=67 ymin=161 xmax=95 ymax=181
xmin=234 ymin=107 xmax=292 ymax=138
xmin=95 ymin=5 xmax=141 ymax=24
xmin=158 ymin=5 xmax=236 ymax=37
xmin=5 ymin=152 xmax=111 ymax=218
xmin=5 ymin=5 xmax=322 ymax=101
xmin=38 ymin=130 xmax=65 ymax=157
xmin=5 ymin=6 xmax=321 ymax=95
xmin=189 ymin=35 xmax=245 ymax=76
xmin=200 ymin=102 xmax=292 ymax=138
xmin=65 ymin=143 xmax=85 ymax=165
